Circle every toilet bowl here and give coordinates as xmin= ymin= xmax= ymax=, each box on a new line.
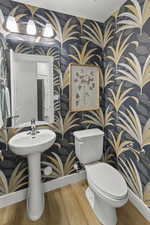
xmin=86 ymin=162 xmax=128 ymax=207
xmin=74 ymin=129 xmax=128 ymax=225
xmin=85 ymin=162 xmax=128 ymax=225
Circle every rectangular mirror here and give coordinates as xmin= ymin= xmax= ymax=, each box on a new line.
xmin=10 ymin=50 xmax=54 ymax=127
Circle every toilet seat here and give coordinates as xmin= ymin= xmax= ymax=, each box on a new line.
xmin=90 ymin=182 xmax=127 ymax=201
xmin=86 ymin=162 xmax=128 ymax=200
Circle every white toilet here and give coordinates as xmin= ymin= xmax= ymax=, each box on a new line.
xmin=74 ymin=128 xmax=128 ymax=225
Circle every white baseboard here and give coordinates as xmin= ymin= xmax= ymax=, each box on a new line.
xmin=128 ymin=188 xmax=150 ymax=222
xmin=44 ymin=170 xmax=86 ymax=193
xmin=0 ymin=170 xmax=86 ymax=209
xmin=1 ymin=170 xmax=150 ymax=223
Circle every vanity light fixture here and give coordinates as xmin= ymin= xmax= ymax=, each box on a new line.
xmin=26 ymin=19 xmax=37 ymax=35
xmin=5 ymin=16 xmax=55 ymax=40
xmin=6 ymin=16 xmax=19 ymax=33
xmin=43 ymin=23 xmax=54 ymax=38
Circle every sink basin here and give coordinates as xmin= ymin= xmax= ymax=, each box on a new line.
xmin=8 ymin=129 xmax=56 ymax=221
xmin=9 ymin=129 xmax=56 ymax=156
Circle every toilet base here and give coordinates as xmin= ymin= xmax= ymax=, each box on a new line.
xmin=85 ymin=188 xmax=117 ymax=225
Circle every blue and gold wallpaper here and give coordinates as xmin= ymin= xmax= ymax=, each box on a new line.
xmin=104 ymin=0 xmax=150 ymax=208
xmin=0 ymin=0 xmax=106 ymax=195
xmin=0 ymin=0 xmax=150 ymax=213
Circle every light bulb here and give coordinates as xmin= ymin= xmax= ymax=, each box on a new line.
xmin=43 ymin=23 xmax=54 ymax=38
xmin=6 ymin=16 xmax=18 ymax=33
xmin=26 ymin=19 xmax=36 ymax=35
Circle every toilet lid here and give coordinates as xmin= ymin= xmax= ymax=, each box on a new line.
xmin=86 ymin=163 xmax=127 ymax=200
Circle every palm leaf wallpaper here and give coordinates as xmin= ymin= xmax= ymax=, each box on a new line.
xmin=0 ymin=0 xmax=105 ymax=195
xmin=0 ymin=0 xmax=150 ymax=212
xmin=104 ymin=0 xmax=150 ymax=210
xmin=117 ymin=0 xmax=150 ymax=34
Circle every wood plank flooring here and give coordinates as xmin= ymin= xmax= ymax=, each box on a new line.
xmin=0 ymin=181 xmax=149 ymax=225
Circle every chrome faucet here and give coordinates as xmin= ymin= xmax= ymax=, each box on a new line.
xmin=31 ymin=119 xmax=37 ymax=136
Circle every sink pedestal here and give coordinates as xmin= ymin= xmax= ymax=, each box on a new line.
xmin=8 ymin=129 xmax=56 ymax=221
xmin=27 ymin=152 xmax=44 ymax=221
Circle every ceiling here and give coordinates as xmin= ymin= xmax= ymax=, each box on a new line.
xmin=14 ymin=0 xmax=126 ymax=22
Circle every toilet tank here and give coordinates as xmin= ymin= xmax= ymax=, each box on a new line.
xmin=73 ymin=129 xmax=104 ymax=164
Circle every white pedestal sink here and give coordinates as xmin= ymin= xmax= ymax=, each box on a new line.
xmin=9 ymin=129 xmax=56 ymax=221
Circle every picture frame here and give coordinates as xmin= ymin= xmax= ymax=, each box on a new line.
xmin=69 ymin=64 xmax=100 ymax=112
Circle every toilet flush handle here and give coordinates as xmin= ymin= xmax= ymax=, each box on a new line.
xmin=75 ymin=137 xmax=84 ymax=146
xmin=78 ymin=140 xmax=84 ymax=160
xmin=79 ymin=140 xmax=84 ymax=145
xmin=78 ymin=140 xmax=84 ymax=150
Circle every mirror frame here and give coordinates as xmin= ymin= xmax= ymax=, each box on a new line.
xmin=10 ymin=49 xmax=54 ymax=127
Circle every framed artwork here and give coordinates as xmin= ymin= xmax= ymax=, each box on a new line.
xmin=69 ymin=64 xmax=100 ymax=112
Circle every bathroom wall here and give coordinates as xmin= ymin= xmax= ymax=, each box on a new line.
xmin=2 ymin=0 xmax=149 ymax=211
xmin=104 ymin=0 xmax=150 ymax=209
xmin=0 ymin=0 xmax=112 ymax=196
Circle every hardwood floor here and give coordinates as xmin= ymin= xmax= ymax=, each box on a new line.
xmin=0 ymin=181 xmax=149 ymax=225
